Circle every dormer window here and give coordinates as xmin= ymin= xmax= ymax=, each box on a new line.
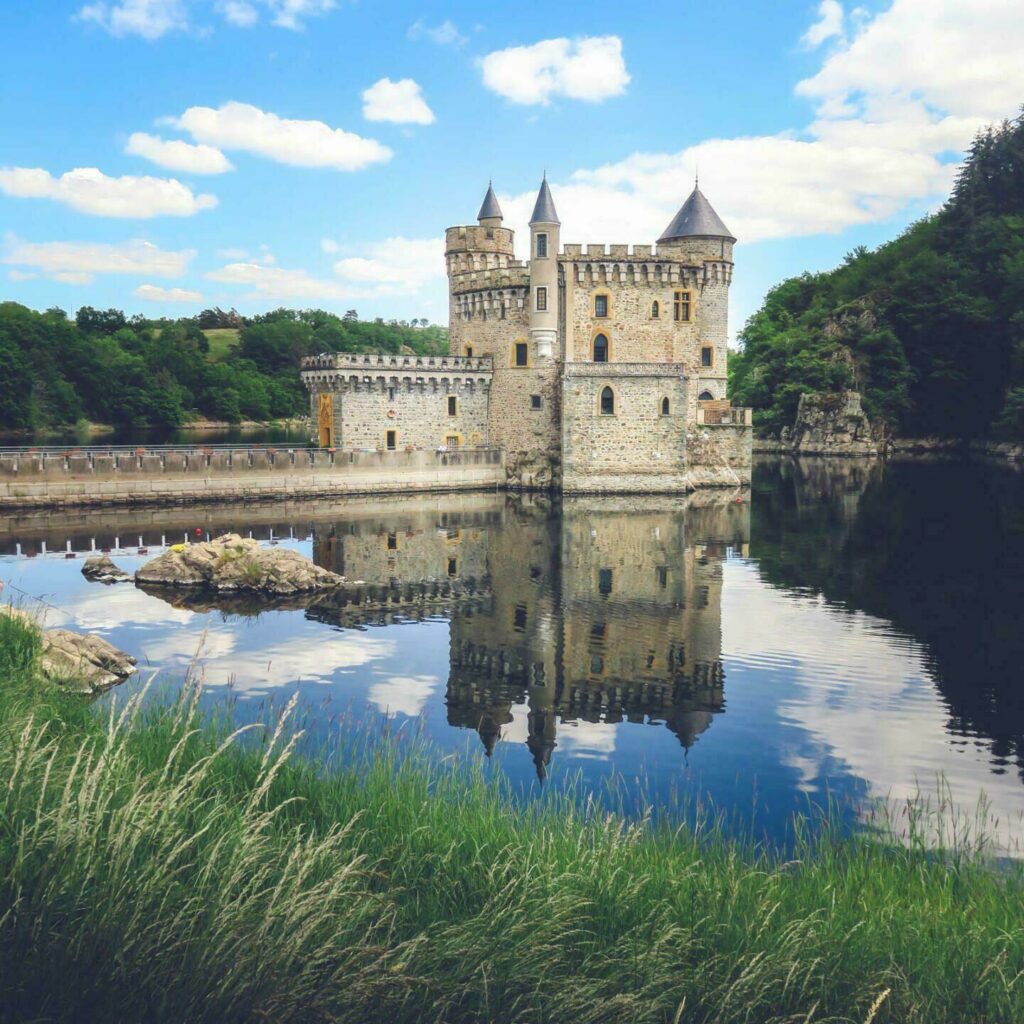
xmin=536 ymin=233 xmax=548 ymax=258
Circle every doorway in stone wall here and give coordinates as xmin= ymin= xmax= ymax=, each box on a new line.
xmin=317 ymin=394 xmax=334 ymax=448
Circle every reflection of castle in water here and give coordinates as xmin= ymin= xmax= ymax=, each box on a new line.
xmin=312 ymin=494 xmax=750 ymax=777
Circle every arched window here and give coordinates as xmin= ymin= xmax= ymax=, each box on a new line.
xmin=600 ymin=386 xmax=615 ymax=416
xmin=593 ymin=333 xmax=609 ymax=362
xmin=660 ymin=396 xmax=670 ymax=416
xmin=651 ymin=300 xmax=660 ymax=319
xmin=698 ymin=390 xmax=714 ymax=401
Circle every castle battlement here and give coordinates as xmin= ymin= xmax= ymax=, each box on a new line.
xmin=302 ymin=353 xmax=493 ymax=373
xmin=449 ymin=265 xmax=530 ymax=295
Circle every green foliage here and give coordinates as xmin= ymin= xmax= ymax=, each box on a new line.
xmin=733 ymin=112 xmax=1024 ymax=439
xmin=0 ymin=304 xmax=449 ymax=431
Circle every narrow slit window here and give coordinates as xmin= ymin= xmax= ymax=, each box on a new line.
xmin=661 ymin=396 xmax=670 ymax=416
xmin=447 ymin=395 xmax=457 ymax=416
xmin=593 ymin=333 xmax=609 ymax=362
xmin=447 ymin=557 xmax=457 ymax=577
xmin=651 ymin=300 xmax=660 ymax=319
xmin=600 ymin=386 xmax=614 ymax=415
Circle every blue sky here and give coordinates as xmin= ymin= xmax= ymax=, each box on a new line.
xmin=1 ymin=0 xmax=1022 ymax=337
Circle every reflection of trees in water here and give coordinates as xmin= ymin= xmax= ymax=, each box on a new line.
xmin=751 ymin=456 xmax=1024 ymax=782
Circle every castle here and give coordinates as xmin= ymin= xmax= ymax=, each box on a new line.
xmin=302 ymin=178 xmax=752 ymax=492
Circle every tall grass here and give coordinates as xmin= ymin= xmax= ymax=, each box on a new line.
xmin=1 ymin=614 xmax=1023 ymax=1023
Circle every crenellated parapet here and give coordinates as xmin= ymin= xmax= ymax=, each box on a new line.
xmin=449 ymin=264 xmax=530 ymax=295
xmin=301 ymin=351 xmax=493 ymax=395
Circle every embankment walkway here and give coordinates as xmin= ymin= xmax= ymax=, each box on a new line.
xmin=0 ymin=445 xmax=505 ymax=509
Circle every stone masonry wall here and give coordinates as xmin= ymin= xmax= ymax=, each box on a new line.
xmin=686 ymin=424 xmax=753 ymax=488
xmin=561 ymin=363 xmax=688 ymax=492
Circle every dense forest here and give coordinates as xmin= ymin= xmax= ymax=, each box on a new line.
xmin=0 ymin=306 xmax=448 ymax=431
xmin=730 ymin=111 xmax=1024 ymax=439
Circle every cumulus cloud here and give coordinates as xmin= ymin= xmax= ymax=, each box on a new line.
xmin=361 ymin=78 xmax=435 ymax=126
xmin=801 ymin=0 xmax=845 ymax=49
xmin=407 ymin=18 xmax=466 ymax=47
xmin=492 ymin=1 xmax=1024 ymax=250
xmin=3 ymin=236 xmax=195 ymax=284
xmin=125 ymin=131 xmax=233 ymax=174
xmin=206 ymin=261 xmax=355 ymax=301
xmin=78 ymin=0 xmax=188 ymax=40
xmin=367 ymin=674 xmax=439 ymax=717
xmin=480 ymin=35 xmax=630 ymax=105
xmin=168 ymin=101 xmax=392 ymax=171
xmin=0 ymin=166 xmax=217 ymax=218
xmin=77 ymin=0 xmax=335 ymax=37
xmin=332 ymin=237 xmax=445 ymax=291
xmin=135 ymin=283 xmax=204 ymax=302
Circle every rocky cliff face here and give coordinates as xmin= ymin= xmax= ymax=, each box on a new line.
xmin=757 ymin=390 xmax=883 ymax=457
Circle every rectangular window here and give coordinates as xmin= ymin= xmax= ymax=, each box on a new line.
xmin=536 ymin=233 xmax=548 ymax=258
xmin=465 ymin=345 xmax=473 ymax=357
xmin=499 ymin=303 xmax=506 ymax=320
xmin=701 ymin=346 xmax=713 ymax=367
xmin=447 ymin=395 xmax=457 ymax=416
xmin=387 ymin=386 xmax=396 ymax=400
xmin=536 ymin=286 xmax=547 ymax=311
xmin=447 ymin=557 xmax=457 ymax=578
xmin=530 ymin=394 xmax=542 ymax=410
xmin=598 ymin=568 xmax=613 ymax=596
xmin=514 ymin=342 xmax=529 ymax=367
xmin=674 ymin=290 xmax=691 ymax=322
xmin=594 ymin=294 xmax=608 ymax=318
xmin=513 ymin=604 xmax=527 ymax=631
xmin=387 ymin=532 xmax=398 ymax=551
xmin=446 ymin=434 xmax=460 ymax=448
xmin=657 ymin=566 xmax=668 ymax=589
xmin=386 ymin=430 xmax=397 ymax=451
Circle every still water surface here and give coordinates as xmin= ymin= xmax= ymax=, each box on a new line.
xmin=2 ymin=457 xmax=1022 ymax=849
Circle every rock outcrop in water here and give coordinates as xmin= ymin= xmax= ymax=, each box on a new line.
xmin=756 ymin=390 xmax=883 ymax=457
xmin=1 ymin=605 xmax=137 ymax=694
xmin=135 ymin=533 xmax=345 ymax=594
xmin=82 ymin=555 xmax=132 ymax=584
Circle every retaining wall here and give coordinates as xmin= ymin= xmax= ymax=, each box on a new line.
xmin=0 ymin=448 xmax=505 ymax=509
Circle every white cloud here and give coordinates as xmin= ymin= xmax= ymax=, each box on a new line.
xmin=216 ymin=0 xmax=258 ymax=26
xmin=169 ymin=101 xmax=392 ymax=171
xmin=135 ymin=283 xmax=204 ymax=302
xmin=3 ymin=236 xmax=195 ymax=284
xmin=333 ymin=237 xmax=445 ymax=291
xmin=802 ymin=0 xmax=845 ymax=49
xmin=361 ymin=78 xmax=435 ymax=126
xmin=480 ymin=35 xmax=630 ymax=105
xmin=78 ymin=0 xmax=188 ymax=40
xmin=263 ymin=0 xmax=335 ymax=30
xmin=320 ymin=238 xmax=340 ymax=254
xmin=407 ymin=18 xmax=466 ymax=47
xmin=0 ymin=166 xmax=217 ymax=219
xmin=7 ymin=270 xmax=38 ymax=282
xmin=206 ymin=261 xmax=354 ymax=301
xmin=367 ymin=674 xmax=439 ymax=717
xmin=125 ymin=131 xmax=234 ymax=174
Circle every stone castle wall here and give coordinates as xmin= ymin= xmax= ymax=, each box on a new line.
xmin=561 ymin=363 xmax=688 ymax=493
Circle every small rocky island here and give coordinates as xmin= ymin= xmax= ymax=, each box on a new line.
xmin=134 ymin=533 xmax=345 ymax=594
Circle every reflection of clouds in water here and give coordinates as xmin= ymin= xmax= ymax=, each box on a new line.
xmin=141 ymin=625 xmax=239 ymax=668
xmin=723 ymin=559 xmax=1024 ymax=852
xmin=559 ymin=720 xmax=617 ymax=759
xmin=368 ymin=675 xmax=439 ymax=717
xmin=499 ymin=704 xmax=530 ymax=745
xmin=28 ymin=583 xmax=195 ymax=632
xmin=177 ymin=630 xmax=396 ymax=693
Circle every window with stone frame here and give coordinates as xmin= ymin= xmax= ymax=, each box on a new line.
xmin=674 ymin=290 xmax=691 ymax=322
xmin=600 ymin=386 xmax=615 ymax=415
xmin=594 ymin=293 xmax=609 ymax=318
xmin=701 ymin=346 xmax=713 ymax=367
xmin=536 ymin=286 xmax=547 ymax=311
xmin=651 ymin=300 xmax=660 ymax=319
xmin=661 ymin=396 xmax=670 ymax=416
xmin=593 ymin=333 xmax=609 ymax=362
xmin=514 ymin=342 xmax=529 ymax=367
xmin=447 ymin=395 xmax=457 ymax=416
xmin=536 ymin=233 xmax=548 ymax=258
xmin=530 ymin=394 xmax=542 ymax=410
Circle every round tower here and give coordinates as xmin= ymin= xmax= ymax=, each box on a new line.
xmin=528 ymin=175 xmax=560 ymax=360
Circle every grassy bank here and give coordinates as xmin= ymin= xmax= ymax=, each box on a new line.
xmin=1 ymin=614 xmax=1023 ymax=1023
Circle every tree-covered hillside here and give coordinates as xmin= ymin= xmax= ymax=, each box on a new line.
xmin=730 ymin=112 xmax=1024 ymax=439
xmin=0 ymin=306 xmax=448 ymax=431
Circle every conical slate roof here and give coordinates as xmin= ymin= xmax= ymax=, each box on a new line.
xmin=529 ymin=175 xmax=560 ymax=225
xmin=477 ymin=182 xmax=503 ymax=222
xmin=658 ymin=186 xmax=735 ymax=242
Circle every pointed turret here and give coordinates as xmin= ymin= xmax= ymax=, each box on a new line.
xmin=658 ymin=184 xmax=735 ymax=243
xmin=529 ymin=174 xmax=560 ymax=225
xmin=477 ymin=181 xmax=503 ymax=226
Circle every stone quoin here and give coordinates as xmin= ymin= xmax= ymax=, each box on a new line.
xmin=302 ymin=178 xmax=752 ymax=492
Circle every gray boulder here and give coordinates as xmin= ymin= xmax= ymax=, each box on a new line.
xmin=135 ymin=533 xmax=345 ymax=594
xmin=1 ymin=606 xmax=137 ymax=694
xmin=82 ymin=555 xmax=132 ymax=584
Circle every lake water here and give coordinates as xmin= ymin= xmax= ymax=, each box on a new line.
xmin=2 ymin=456 xmax=1022 ymax=851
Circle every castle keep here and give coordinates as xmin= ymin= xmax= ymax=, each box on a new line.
xmin=302 ymin=179 xmax=752 ymax=492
